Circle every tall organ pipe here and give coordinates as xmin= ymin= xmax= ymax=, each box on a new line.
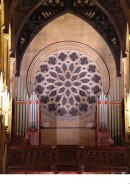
xmin=16 ymin=78 xmax=20 ymax=135
xmin=19 ymin=84 xmax=23 ymax=135
xmin=22 ymin=89 xmax=26 ymax=135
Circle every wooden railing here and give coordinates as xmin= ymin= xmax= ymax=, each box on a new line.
xmin=7 ymin=145 xmax=129 ymax=174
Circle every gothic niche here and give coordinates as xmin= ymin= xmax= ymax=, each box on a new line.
xmin=34 ymin=50 xmax=103 ymax=119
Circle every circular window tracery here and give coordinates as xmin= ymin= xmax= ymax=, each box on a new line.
xmin=34 ymin=50 xmax=103 ymax=120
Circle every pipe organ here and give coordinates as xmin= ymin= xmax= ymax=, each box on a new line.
xmin=14 ymin=78 xmax=40 ymax=140
xmin=97 ymin=78 xmax=122 ymax=145
xmin=14 ymin=77 xmax=123 ymax=146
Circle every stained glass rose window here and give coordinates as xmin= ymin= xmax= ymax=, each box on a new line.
xmin=34 ymin=50 xmax=102 ymax=119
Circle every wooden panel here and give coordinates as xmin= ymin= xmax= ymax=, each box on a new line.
xmin=7 ymin=145 xmax=129 ymax=173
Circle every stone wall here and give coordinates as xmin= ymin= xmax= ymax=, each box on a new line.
xmin=19 ymin=13 xmax=116 ymax=145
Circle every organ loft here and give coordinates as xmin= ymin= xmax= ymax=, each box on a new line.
xmin=0 ymin=0 xmax=130 ymax=174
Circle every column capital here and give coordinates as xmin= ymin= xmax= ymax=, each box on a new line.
xmin=128 ymin=34 xmax=130 ymax=41
xmin=125 ymin=51 xmax=130 ymax=55
xmin=3 ymin=33 xmax=10 ymax=40
xmin=10 ymin=57 xmax=15 ymax=63
xmin=121 ymin=57 xmax=127 ymax=63
xmin=8 ymin=50 xmax=12 ymax=55
xmin=1 ymin=25 xmax=5 ymax=30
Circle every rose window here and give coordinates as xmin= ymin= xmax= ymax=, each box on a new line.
xmin=34 ymin=50 xmax=103 ymax=119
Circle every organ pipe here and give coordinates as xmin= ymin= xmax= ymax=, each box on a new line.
xmin=111 ymin=88 xmax=114 ymax=139
xmin=19 ymin=84 xmax=23 ymax=135
xmin=97 ymin=78 xmax=122 ymax=145
xmin=25 ymin=95 xmax=29 ymax=133
xmin=22 ymin=89 xmax=26 ymax=135
xmin=98 ymin=92 xmax=107 ymax=130
xmin=113 ymin=84 xmax=117 ymax=141
xmin=108 ymin=95 xmax=111 ymax=137
xmin=117 ymin=78 xmax=121 ymax=143
xmin=16 ymin=78 xmax=20 ymax=135
xmin=30 ymin=94 xmax=32 ymax=129
xmin=15 ymin=77 xmax=40 ymax=136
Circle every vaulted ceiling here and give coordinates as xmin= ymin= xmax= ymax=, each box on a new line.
xmin=4 ymin=0 xmax=130 ymax=76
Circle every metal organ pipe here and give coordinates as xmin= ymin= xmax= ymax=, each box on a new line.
xmin=15 ymin=77 xmax=40 ymax=137
xmin=110 ymin=90 xmax=114 ymax=139
xmin=113 ymin=84 xmax=117 ymax=142
xmin=98 ymin=92 xmax=107 ymax=130
xmin=108 ymin=95 xmax=111 ymax=137
xmin=103 ymin=93 xmax=107 ymax=129
xmin=32 ymin=93 xmax=34 ymax=128
xmin=19 ymin=84 xmax=23 ymax=135
xmin=25 ymin=95 xmax=28 ymax=133
xmin=34 ymin=93 xmax=37 ymax=129
xmin=101 ymin=92 xmax=103 ymax=125
xmin=29 ymin=92 xmax=38 ymax=130
xmin=109 ymin=78 xmax=121 ymax=144
xmin=30 ymin=94 xmax=32 ymax=129
xmin=99 ymin=92 xmax=101 ymax=129
xmin=33 ymin=92 xmax=35 ymax=129
xmin=97 ymin=78 xmax=121 ymax=145
xmin=116 ymin=78 xmax=120 ymax=144
xmin=22 ymin=89 xmax=26 ymax=135
xmin=16 ymin=78 xmax=20 ymax=135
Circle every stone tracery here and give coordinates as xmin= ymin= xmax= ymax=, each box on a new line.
xmin=34 ymin=50 xmax=103 ymax=119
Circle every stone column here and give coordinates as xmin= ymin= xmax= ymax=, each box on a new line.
xmin=121 ymin=57 xmax=127 ymax=97
xmin=7 ymin=57 xmax=15 ymax=136
xmin=0 ymin=0 xmax=5 ymax=72
xmin=121 ymin=57 xmax=130 ymax=141
xmin=0 ymin=3 xmax=2 ymax=69
xmin=3 ymin=33 xmax=10 ymax=87
xmin=0 ymin=114 xmax=3 ymax=173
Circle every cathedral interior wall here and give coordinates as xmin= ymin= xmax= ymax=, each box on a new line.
xmin=18 ymin=13 xmax=117 ymax=145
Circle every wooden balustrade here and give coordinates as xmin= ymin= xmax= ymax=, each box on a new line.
xmin=7 ymin=145 xmax=129 ymax=174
